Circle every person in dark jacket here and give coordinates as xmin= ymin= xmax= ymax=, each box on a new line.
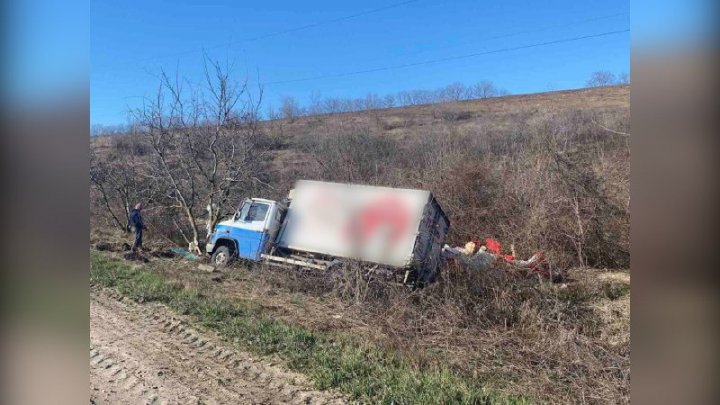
xmin=128 ymin=203 xmax=146 ymax=253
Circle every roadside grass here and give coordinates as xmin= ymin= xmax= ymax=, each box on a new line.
xmin=90 ymin=252 xmax=529 ymax=404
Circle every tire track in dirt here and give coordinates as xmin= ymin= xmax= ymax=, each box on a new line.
xmin=90 ymin=287 xmax=347 ymax=404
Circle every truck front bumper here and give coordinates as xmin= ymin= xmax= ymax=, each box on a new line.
xmin=205 ymin=242 xmax=215 ymax=254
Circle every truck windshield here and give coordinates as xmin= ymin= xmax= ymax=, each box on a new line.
xmin=242 ymin=202 xmax=269 ymax=222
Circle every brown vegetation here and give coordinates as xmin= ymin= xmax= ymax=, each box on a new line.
xmin=257 ymin=260 xmax=630 ymax=403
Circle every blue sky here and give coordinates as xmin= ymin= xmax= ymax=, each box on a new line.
xmin=91 ymin=0 xmax=630 ymax=126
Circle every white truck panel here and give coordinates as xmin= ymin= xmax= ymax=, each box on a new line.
xmin=277 ymin=180 xmax=443 ymax=270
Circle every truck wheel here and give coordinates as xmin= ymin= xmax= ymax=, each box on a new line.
xmin=211 ymin=246 xmax=233 ymax=267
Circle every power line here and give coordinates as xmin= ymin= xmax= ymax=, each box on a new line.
xmin=263 ymin=29 xmax=630 ymax=85
xmin=340 ymin=11 xmax=627 ymax=67
xmin=226 ymin=0 xmax=421 ymax=44
xmin=462 ymin=12 xmax=628 ymax=44
xmin=111 ymin=0 xmax=422 ymax=67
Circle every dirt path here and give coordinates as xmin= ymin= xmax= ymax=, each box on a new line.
xmin=90 ymin=288 xmax=347 ymax=404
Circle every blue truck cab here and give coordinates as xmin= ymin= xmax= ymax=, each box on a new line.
xmin=206 ymin=198 xmax=286 ymax=266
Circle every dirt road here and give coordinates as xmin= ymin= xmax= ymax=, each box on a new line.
xmin=90 ymin=288 xmax=346 ymax=404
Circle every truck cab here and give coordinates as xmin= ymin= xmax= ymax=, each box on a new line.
xmin=206 ymin=198 xmax=285 ymax=266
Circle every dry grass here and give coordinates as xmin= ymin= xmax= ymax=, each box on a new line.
xmin=260 ymin=263 xmax=629 ymax=403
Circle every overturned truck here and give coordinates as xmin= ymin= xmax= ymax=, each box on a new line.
xmin=206 ymin=180 xmax=449 ymax=284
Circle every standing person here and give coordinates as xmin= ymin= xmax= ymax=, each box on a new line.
xmin=128 ymin=203 xmax=146 ymax=254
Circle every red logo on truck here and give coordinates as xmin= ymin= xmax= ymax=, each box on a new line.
xmin=352 ymin=196 xmax=410 ymax=245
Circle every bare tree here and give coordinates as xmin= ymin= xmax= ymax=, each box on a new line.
xmin=90 ymin=152 xmax=128 ymax=231
xmin=307 ymin=91 xmax=324 ymax=115
xmin=396 ymin=90 xmax=412 ymax=106
xmin=472 ymin=81 xmax=499 ymax=99
xmin=265 ymin=103 xmax=279 ymax=120
xmin=443 ymin=82 xmax=469 ymax=101
xmin=280 ymin=96 xmax=303 ymax=121
xmin=586 ymin=71 xmax=617 ymax=87
xmin=364 ymin=93 xmax=383 ymax=110
xmin=90 ymin=145 xmax=151 ymax=232
xmin=321 ymin=97 xmax=339 ymax=114
xmin=617 ymin=72 xmax=630 ymax=85
xmin=131 ymin=57 xmax=266 ymax=253
xmin=383 ymin=94 xmax=396 ymax=108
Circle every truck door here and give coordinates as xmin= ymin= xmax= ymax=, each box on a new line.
xmin=234 ymin=200 xmax=271 ymax=260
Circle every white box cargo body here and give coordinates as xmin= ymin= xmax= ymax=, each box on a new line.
xmin=276 ymin=180 xmax=449 ymax=281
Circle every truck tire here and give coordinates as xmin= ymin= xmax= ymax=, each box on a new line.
xmin=210 ymin=246 xmax=234 ymax=267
